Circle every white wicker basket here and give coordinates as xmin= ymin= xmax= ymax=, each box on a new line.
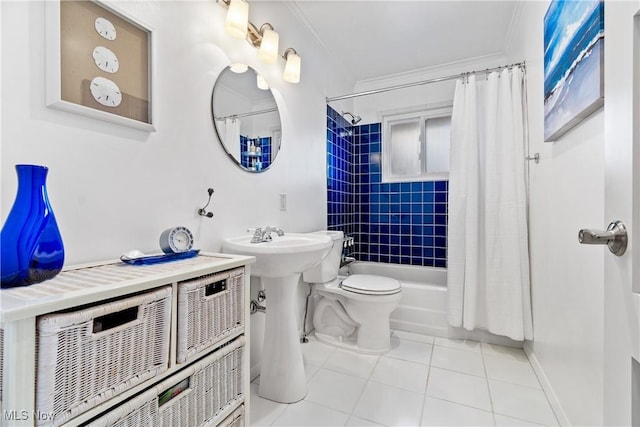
xmin=214 ymin=404 xmax=244 ymax=427
xmin=86 ymin=337 xmax=245 ymax=427
xmin=177 ymin=268 xmax=244 ymax=363
xmin=36 ymin=287 xmax=172 ymax=426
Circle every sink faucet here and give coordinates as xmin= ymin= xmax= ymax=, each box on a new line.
xmin=266 ymin=226 xmax=285 ymax=237
xmin=249 ymin=228 xmax=264 ymax=243
xmin=249 ymin=226 xmax=285 ymax=243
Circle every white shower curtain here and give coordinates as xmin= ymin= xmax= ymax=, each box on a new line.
xmin=447 ymin=66 xmax=533 ymax=341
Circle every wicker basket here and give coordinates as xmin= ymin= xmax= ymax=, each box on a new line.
xmin=177 ymin=268 xmax=244 ymax=363
xmin=86 ymin=337 xmax=245 ymax=427
xmin=215 ymin=404 xmax=244 ymax=427
xmin=36 ymin=287 xmax=172 ymax=426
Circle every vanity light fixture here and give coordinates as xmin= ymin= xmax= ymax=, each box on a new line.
xmin=257 ymin=24 xmax=279 ymax=64
xmin=218 ymin=0 xmax=300 ymax=83
xmin=230 ymin=62 xmax=249 ymax=73
xmin=224 ymin=0 xmax=249 ymax=39
xmin=283 ymin=48 xmax=301 ymax=84
xmin=256 ymin=74 xmax=269 ymax=90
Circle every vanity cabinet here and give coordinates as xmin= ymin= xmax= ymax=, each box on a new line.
xmin=0 ymin=253 xmax=254 ymax=427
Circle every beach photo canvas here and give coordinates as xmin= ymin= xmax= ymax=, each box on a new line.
xmin=544 ymin=0 xmax=604 ymax=142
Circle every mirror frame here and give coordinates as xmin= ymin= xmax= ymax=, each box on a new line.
xmin=211 ymin=65 xmax=282 ymax=173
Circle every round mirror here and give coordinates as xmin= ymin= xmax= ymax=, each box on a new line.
xmin=212 ymin=65 xmax=282 ymax=172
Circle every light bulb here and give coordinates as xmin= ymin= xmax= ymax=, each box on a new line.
xmin=225 ymin=0 xmax=249 ymax=39
xmin=283 ymin=49 xmax=301 ymax=84
xmin=230 ymin=63 xmax=249 ymax=73
xmin=258 ymin=27 xmax=279 ymax=64
xmin=256 ymin=74 xmax=269 ymax=90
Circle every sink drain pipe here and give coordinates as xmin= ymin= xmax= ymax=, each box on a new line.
xmin=250 ymin=289 xmax=266 ymax=314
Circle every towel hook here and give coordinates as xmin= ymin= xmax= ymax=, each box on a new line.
xmin=197 ymin=188 xmax=214 ymax=218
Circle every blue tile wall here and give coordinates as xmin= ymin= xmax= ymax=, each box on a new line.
xmin=326 ymin=107 xmax=355 ymax=237
xmin=240 ymin=135 xmax=249 ymax=168
xmin=257 ymin=136 xmax=271 ymax=169
xmin=240 ymin=135 xmax=271 ymax=170
xmin=326 ymin=106 xmax=448 ymax=268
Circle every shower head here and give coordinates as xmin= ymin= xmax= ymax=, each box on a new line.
xmin=341 ymin=111 xmax=362 ymax=125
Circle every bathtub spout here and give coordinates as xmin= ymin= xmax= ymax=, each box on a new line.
xmin=340 ymin=256 xmax=356 ymax=268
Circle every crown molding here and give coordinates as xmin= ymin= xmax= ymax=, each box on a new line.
xmin=353 ymin=52 xmax=509 ymax=93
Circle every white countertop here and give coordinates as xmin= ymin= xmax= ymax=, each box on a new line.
xmin=0 ymin=252 xmax=255 ymax=322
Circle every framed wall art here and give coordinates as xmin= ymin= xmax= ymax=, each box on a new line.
xmin=45 ymin=0 xmax=155 ymax=132
xmin=543 ymin=0 xmax=604 ymax=142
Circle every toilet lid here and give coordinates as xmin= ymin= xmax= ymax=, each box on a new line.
xmin=340 ymin=274 xmax=401 ymax=295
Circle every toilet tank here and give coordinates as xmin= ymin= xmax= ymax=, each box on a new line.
xmin=302 ymin=230 xmax=344 ymax=283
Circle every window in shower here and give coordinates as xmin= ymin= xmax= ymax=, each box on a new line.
xmin=382 ymin=105 xmax=451 ymax=182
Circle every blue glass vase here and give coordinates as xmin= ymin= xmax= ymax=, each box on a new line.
xmin=1 ymin=165 xmax=65 ymax=288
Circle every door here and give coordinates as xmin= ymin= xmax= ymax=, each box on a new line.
xmin=603 ymin=1 xmax=640 ymax=424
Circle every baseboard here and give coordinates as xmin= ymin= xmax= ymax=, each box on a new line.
xmin=390 ymin=319 xmax=448 ymax=338
xmin=448 ymin=326 xmax=524 ymax=348
xmin=524 ymin=342 xmax=571 ymax=426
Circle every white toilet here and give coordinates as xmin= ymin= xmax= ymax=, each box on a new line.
xmin=303 ymin=231 xmax=402 ymax=354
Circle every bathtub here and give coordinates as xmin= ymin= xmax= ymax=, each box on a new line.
xmin=342 ymin=262 xmax=522 ymax=347
xmin=343 ymin=261 xmax=449 ymax=337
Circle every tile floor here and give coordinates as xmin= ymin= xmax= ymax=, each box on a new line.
xmin=249 ymin=331 xmax=559 ymax=426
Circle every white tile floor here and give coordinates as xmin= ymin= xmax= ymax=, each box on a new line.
xmin=250 ymin=331 xmax=559 ymax=427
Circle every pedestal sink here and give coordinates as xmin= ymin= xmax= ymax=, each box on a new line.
xmin=222 ymin=232 xmax=332 ymax=403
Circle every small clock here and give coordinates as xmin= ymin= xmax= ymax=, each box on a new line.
xmin=159 ymin=226 xmax=194 ymax=254
xmin=92 ymin=46 xmax=119 ymax=73
xmin=95 ymin=17 xmax=117 ymax=40
xmin=90 ymin=76 xmax=122 ymax=107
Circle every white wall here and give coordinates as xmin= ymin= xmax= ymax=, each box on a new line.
xmin=504 ymin=2 xmax=604 ymax=425
xmin=1 ymin=1 xmax=354 ymax=382
xmin=1 ymin=0 xmax=353 ymax=265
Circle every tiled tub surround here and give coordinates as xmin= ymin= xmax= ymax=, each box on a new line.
xmin=327 ymin=107 xmax=356 ymax=237
xmin=327 ymin=106 xmax=448 ymax=267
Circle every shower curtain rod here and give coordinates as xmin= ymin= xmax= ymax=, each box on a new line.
xmin=326 ymin=61 xmax=526 ymax=102
xmin=215 ymin=107 xmax=278 ymax=121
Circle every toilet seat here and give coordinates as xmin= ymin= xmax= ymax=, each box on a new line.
xmin=339 ymin=274 xmax=401 ymax=296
